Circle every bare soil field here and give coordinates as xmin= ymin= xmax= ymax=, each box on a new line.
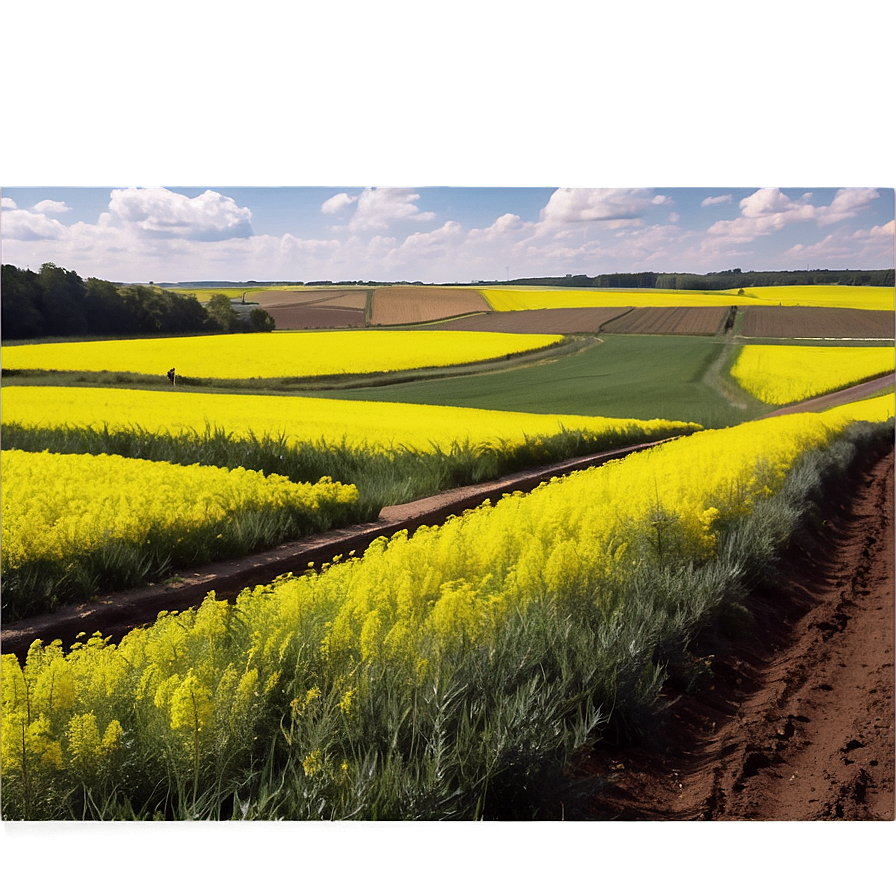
xmin=248 ymin=289 xmax=369 ymax=309
xmin=422 ymin=307 xmax=631 ymax=333
xmin=741 ymin=307 xmax=895 ymax=339
xmin=582 ymin=443 xmax=894 ymax=820
xmin=248 ymin=289 xmax=369 ymax=329
xmin=601 ymin=306 xmax=732 ymax=336
xmin=262 ymin=303 xmax=366 ymax=329
xmin=370 ymin=287 xmax=490 ymax=325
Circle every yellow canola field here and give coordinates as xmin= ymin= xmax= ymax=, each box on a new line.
xmin=2 ymin=398 xmax=890 ymax=799
xmin=730 ymin=345 xmax=895 ymax=405
xmin=0 ymin=386 xmax=701 ymax=451
xmin=0 ymin=450 xmax=358 ymax=575
xmin=482 ymin=284 xmax=893 ymax=312
xmin=718 ymin=285 xmax=894 ymax=311
xmin=1 ymin=331 xmax=563 ymax=379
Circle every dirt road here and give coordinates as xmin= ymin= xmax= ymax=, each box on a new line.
xmin=584 ymin=443 xmax=894 ymax=820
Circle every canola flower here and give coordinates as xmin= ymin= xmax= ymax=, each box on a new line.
xmin=0 ymin=386 xmax=701 ymax=452
xmin=730 ymin=345 xmax=895 ymax=405
xmin=0 ymin=450 xmax=358 ymax=608
xmin=3 ymin=397 xmax=890 ymax=819
xmin=0 ymin=330 xmax=563 ymax=379
xmin=482 ymin=285 xmax=894 ymax=312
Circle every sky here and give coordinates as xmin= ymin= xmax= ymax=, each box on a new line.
xmin=2 ymin=185 xmax=893 ymax=284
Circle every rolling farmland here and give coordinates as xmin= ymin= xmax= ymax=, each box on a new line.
xmin=1 ymin=278 xmax=894 ymax=822
xmin=248 ymin=288 xmax=369 ymax=329
xmin=369 ymin=286 xmax=491 ymax=325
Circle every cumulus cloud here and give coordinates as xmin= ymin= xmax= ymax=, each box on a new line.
xmin=107 ymin=187 xmax=253 ymax=240
xmin=539 ymin=188 xmax=658 ymax=226
xmin=321 ymin=192 xmax=357 ymax=215
xmin=32 ymin=199 xmax=71 ymax=216
xmin=739 ymin=187 xmax=815 ymax=219
xmin=1 ymin=197 xmax=18 ymax=210
xmin=346 ymin=188 xmax=436 ymax=232
xmin=705 ymin=188 xmax=816 ymax=246
xmin=701 ymin=194 xmax=732 ymax=207
xmin=814 ymin=188 xmax=880 ymax=226
xmin=1 ymin=202 xmax=68 ymax=240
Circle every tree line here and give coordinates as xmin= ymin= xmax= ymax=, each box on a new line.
xmin=493 ymin=269 xmax=895 ymax=290
xmin=1 ymin=263 xmax=276 ymax=341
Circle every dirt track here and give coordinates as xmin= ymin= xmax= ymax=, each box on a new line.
xmin=583 ymin=443 xmax=894 ymax=820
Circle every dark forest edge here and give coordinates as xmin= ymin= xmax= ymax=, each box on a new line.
xmin=1 ymin=263 xmax=276 ymax=341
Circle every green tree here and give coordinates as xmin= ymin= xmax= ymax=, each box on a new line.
xmin=206 ymin=293 xmax=237 ymax=332
xmin=1 ymin=264 xmax=44 ymax=338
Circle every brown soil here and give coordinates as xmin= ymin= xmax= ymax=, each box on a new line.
xmin=370 ymin=287 xmax=490 ymax=325
xmin=601 ymin=306 xmax=731 ymax=336
xmin=740 ymin=307 xmax=895 ymax=339
xmin=581 ymin=443 xmax=894 ymax=820
xmin=422 ymin=307 xmax=631 ymax=334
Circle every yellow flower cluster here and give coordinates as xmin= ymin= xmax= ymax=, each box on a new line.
xmin=1 ymin=330 xmax=563 ymax=379
xmin=1 ymin=386 xmax=700 ymax=452
xmin=730 ymin=345 xmax=895 ymax=405
xmin=0 ymin=449 xmax=358 ymax=574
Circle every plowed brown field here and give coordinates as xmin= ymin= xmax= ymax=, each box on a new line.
xmin=248 ymin=289 xmax=369 ymax=309
xmin=370 ymin=286 xmax=490 ymax=325
xmin=262 ymin=303 xmax=366 ymax=329
xmin=422 ymin=307 xmax=631 ymax=333
xmin=248 ymin=289 xmax=369 ymax=329
xmin=741 ymin=307 xmax=895 ymax=339
xmin=601 ymin=306 xmax=731 ymax=335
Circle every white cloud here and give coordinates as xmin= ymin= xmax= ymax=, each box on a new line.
xmin=1 ymin=204 xmax=67 ymax=241
xmin=539 ymin=188 xmax=658 ymax=226
xmin=32 ymin=199 xmax=71 ymax=216
xmin=107 ymin=187 xmax=253 ymax=240
xmin=738 ymin=187 xmax=814 ymax=219
xmin=701 ymin=194 xmax=732 ymax=207
xmin=347 ymin=188 xmax=436 ymax=231
xmin=2 ymin=197 xmax=19 ymax=210
xmin=321 ymin=192 xmax=357 ymax=215
xmin=813 ymin=188 xmax=880 ymax=227
xmin=704 ymin=188 xmax=816 ymax=247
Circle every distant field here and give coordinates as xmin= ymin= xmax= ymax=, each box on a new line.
xmin=720 ymin=285 xmax=894 ymax=311
xmin=739 ymin=307 xmax=894 ymax=339
xmin=371 ymin=286 xmax=490 ymax=325
xmin=311 ymin=334 xmax=762 ymax=428
xmin=482 ymin=285 xmax=893 ymax=312
xmin=421 ymin=307 xmax=630 ymax=334
xmin=601 ymin=306 xmax=731 ymax=336
xmin=2 ymin=331 xmax=564 ymax=380
xmin=168 ymin=285 xmax=310 ymax=302
xmin=247 ymin=290 xmax=369 ymax=329
xmin=248 ymin=289 xmax=369 ymax=309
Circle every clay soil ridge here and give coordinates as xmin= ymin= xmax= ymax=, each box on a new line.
xmin=582 ymin=442 xmax=894 ymax=820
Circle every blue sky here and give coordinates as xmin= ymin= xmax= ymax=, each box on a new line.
xmin=2 ymin=186 xmax=893 ymax=284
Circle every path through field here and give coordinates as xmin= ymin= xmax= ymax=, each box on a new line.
xmin=583 ymin=442 xmax=894 ymax=820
